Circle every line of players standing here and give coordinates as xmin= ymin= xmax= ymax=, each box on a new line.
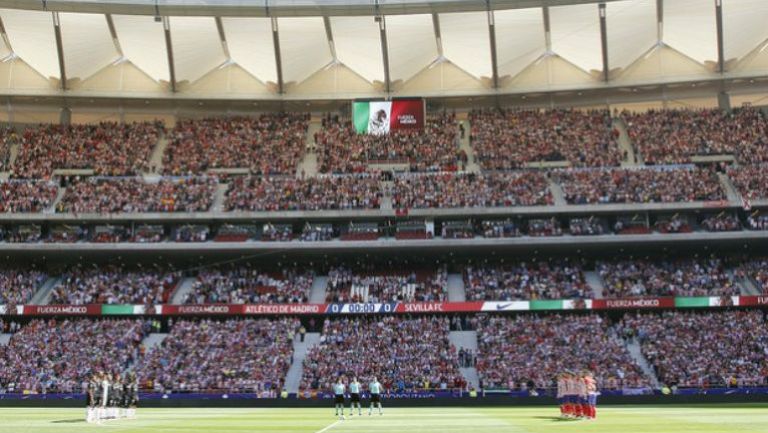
xmin=557 ymin=371 xmax=598 ymax=420
xmin=333 ymin=376 xmax=384 ymax=419
xmin=85 ymin=372 xmax=139 ymax=423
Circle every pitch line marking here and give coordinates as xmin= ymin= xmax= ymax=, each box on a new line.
xmin=315 ymin=420 xmax=342 ymax=433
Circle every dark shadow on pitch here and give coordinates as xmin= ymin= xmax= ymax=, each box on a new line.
xmin=532 ymin=416 xmax=574 ymax=422
xmin=52 ymin=419 xmax=84 ymax=424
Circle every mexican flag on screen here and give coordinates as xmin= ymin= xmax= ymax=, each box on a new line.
xmin=352 ymin=100 xmax=424 ymax=135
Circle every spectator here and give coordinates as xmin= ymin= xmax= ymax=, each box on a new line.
xmin=470 ymin=109 xmax=621 ymax=169
xmin=392 ymin=172 xmax=553 ymax=209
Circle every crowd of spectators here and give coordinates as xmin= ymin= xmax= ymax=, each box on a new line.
xmin=182 ymin=268 xmax=313 ymax=304
xmin=624 ymin=108 xmax=768 ymax=165
xmin=50 ymin=266 xmax=176 ymax=305
xmin=0 ymin=181 xmax=59 ymax=213
xmin=392 ymin=172 xmax=552 ymax=209
xmin=701 ymin=214 xmax=741 ymax=232
xmin=300 ymin=316 xmax=464 ymax=392
xmin=141 ymin=318 xmax=298 ymax=393
xmin=619 ymin=311 xmax=768 ymax=387
xmin=555 ymin=168 xmax=725 ymax=204
xmin=737 ymin=258 xmax=768 ymax=294
xmin=225 ymin=175 xmax=382 ymax=211
xmin=0 ymin=319 xmax=147 ymax=393
xmin=58 ymin=177 xmax=216 ymax=213
xmin=469 ymin=109 xmax=621 ymax=169
xmin=597 ymin=257 xmax=741 ymax=298
xmin=163 ymin=114 xmax=309 ymax=176
xmin=727 ymin=165 xmax=768 ymax=201
xmin=569 ymin=217 xmax=605 ymax=236
xmin=0 ymin=269 xmax=47 ymax=308
xmin=326 ymin=266 xmax=447 ymax=303
xmin=463 ymin=261 xmax=589 ymax=301
xmin=748 ymin=214 xmax=768 ymax=230
xmin=474 ymin=314 xmax=649 ymax=390
xmin=316 ymin=114 xmax=461 ymax=173
xmin=12 ymin=122 xmax=163 ymax=178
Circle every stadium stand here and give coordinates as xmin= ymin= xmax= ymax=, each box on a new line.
xmin=300 ymin=316 xmax=463 ymax=392
xmin=12 ymin=122 xmax=163 ymax=178
xmin=469 ymin=109 xmax=621 ymax=169
xmin=182 ymin=268 xmax=313 ymax=304
xmin=225 ymin=175 xmax=382 ymax=211
xmin=140 ymin=318 xmax=298 ymax=394
xmin=50 ymin=266 xmax=177 ymax=305
xmin=596 ymin=257 xmax=741 ymax=298
xmin=475 ymin=314 xmax=650 ymax=390
xmin=316 ymin=113 xmax=461 ymax=173
xmin=619 ymin=311 xmax=768 ymax=387
xmin=58 ymin=177 xmax=216 ymax=213
xmin=0 ymin=319 xmax=148 ymax=393
xmin=392 ymin=172 xmax=553 ymax=209
xmin=555 ymin=167 xmax=725 ymax=204
xmin=163 ymin=114 xmax=309 ymax=176
xmin=624 ymin=108 xmax=768 ymax=165
xmin=0 ymin=181 xmax=59 ymax=213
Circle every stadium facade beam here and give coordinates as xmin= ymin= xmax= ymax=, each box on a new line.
xmin=162 ymin=16 xmax=177 ymax=93
xmin=322 ymin=16 xmax=338 ymax=62
xmin=598 ymin=3 xmax=609 ymax=82
xmin=432 ymin=13 xmax=444 ymax=57
xmin=52 ymin=12 xmax=67 ymax=90
xmin=214 ymin=16 xmax=231 ymax=60
xmin=378 ymin=15 xmax=391 ymax=94
xmin=656 ymin=0 xmax=663 ymax=42
xmin=715 ymin=0 xmax=724 ymax=74
xmin=271 ymin=17 xmax=284 ymax=94
xmin=487 ymin=7 xmax=499 ymax=89
xmin=542 ymin=7 xmax=552 ymax=52
xmin=0 ymin=16 xmax=14 ymax=54
xmin=105 ymin=14 xmax=124 ymax=57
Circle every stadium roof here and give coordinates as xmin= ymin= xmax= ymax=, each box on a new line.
xmin=0 ymin=0 xmax=765 ymax=101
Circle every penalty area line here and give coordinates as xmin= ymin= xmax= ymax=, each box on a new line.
xmin=315 ymin=420 xmax=342 ymax=433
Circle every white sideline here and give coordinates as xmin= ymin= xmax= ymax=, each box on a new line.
xmin=315 ymin=420 xmax=342 ymax=433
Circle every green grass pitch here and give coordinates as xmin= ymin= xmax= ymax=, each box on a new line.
xmin=0 ymin=405 xmax=766 ymax=433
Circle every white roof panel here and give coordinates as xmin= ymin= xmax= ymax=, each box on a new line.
xmin=606 ymin=0 xmax=656 ymax=70
xmin=277 ymin=17 xmax=333 ymax=84
xmin=112 ymin=15 xmax=169 ymax=81
xmin=60 ymin=13 xmax=118 ymax=80
xmin=493 ymin=8 xmax=546 ymax=79
xmin=331 ymin=16 xmax=383 ymax=83
xmin=439 ymin=11 xmax=492 ymax=79
xmin=549 ymin=3 xmax=603 ymax=73
xmin=723 ymin=0 xmax=768 ymax=61
xmin=222 ymin=17 xmax=276 ymax=84
xmin=664 ymin=0 xmax=716 ymax=64
xmin=1 ymin=9 xmax=58 ymax=79
xmin=386 ymin=14 xmax=437 ymax=83
xmin=170 ymin=16 xmax=227 ymax=83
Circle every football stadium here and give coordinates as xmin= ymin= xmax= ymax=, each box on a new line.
xmin=0 ymin=0 xmax=767 ymax=432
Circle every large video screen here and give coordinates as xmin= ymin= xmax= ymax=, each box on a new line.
xmin=352 ymin=99 xmax=424 ymax=135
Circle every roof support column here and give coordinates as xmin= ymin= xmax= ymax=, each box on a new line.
xmin=378 ymin=15 xmax=391 ymax=94
xmin=271 ymin=17 xmax=284 ymax=94
xmin=52 ymin=12 xmax=67 ymax=90
xmin=715 ymin=0 xmax=724 ymax=73
xmin=656 ymin=0 xmax=663 ymax=43
xmin=322 ymin=16 xmax=338 ymax=62
xmin=215 ymin=16 xmax=231 ymax=60
xmin=598 ymin=3 xmax=609 ymax=82
xmin=0 ymin=17 xmax=14 ymax=55
xmin=162 ymin=16 xmax=177 ymax=92
xmin=542 ymin=7 xmax=552 ymax=53
xmin=487 ymin=5 xmax=499 ymax=89
xmin=105 ymin=14 xmax=124 ymax=57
